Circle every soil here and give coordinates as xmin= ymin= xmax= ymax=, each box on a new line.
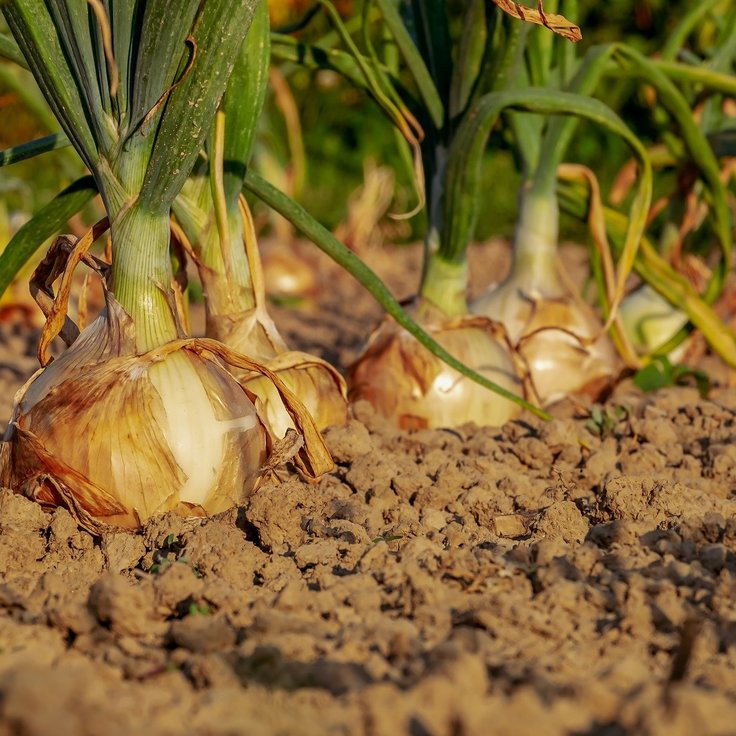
xmin=1 ymin=241 xmax=736 ymax=736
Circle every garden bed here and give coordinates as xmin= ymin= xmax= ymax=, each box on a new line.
xmin=1 ymin=243 xmax=735 ymax=736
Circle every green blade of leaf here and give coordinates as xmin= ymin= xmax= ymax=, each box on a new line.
xmin=127 ymin=0 xmax=200 ymax=131
xmin=524 ymin=0 xmax=559 ymax=87
xmin=243 ymin=170 xmax=549 ymax=420
xmin=661 ymin=0 xmax=723 ymax=61
xmin=651 ymin=59 xmax=736 ymax=97
xmin=46 ymin=0 xmax=114 ymax=138
xmin=270 ymin=34 xmax=423 ymax=125
xmin=3 ymin=1 xmax=99 ymax=173
xmin=449 ymin=0 xmax=490 ymax=120
xmin=107 ymin=0 xmax=138 ymax=125
xmin=489 ymin=18 xmax=542 ymax=176
xmin=0 ymin=132 xmax=71 ymax=167
xmin=611 ymin=44 xmax=732 ymax=304
xmin=0 ymin=30 xmax=28 ymax=68
xmin=406 ymin=0 xmax=452 ymax=112
xmin=557 ymin=0 xmax=578 ymax=85
xmin=534 ymin=43 xmax=614 ymax=194
xmin=139 ymin=0 xmax=261 ymax=214
xmin=222 ymin=0 xmax=270 ymax=206
xmin=0 ymin=176 xmax=98 ymax=298
xmin=443 ymin=87 xmax=651 ymax=269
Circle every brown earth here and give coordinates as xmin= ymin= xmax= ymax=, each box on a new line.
xmin=1 ymin=242 xmax=736 ymax=736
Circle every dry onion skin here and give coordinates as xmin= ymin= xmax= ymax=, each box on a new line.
xmin=348 ymin=314 xmax=523 ymax=430
xmin=176 ymin=198 xmax=350 ymax=438
xmin=475 ymin=282 xmax=620 ymax=405
xmin=206 ymin=298 xmax=349 ymax=439
xmin=1 ymin=288 xmax=333 ymax=533
xmin=238 ymin=350 xmax=349 ymax=439
xmin=473 ymin=195 xmax=619 ymax=405
xmin=1 ymin=299 xmax=268 ymax=531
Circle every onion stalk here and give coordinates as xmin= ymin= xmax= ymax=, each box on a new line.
xmin=1 ymin=0 xmax=332 ymax=530
xmin=471 ymin=6 xmax=626 ymax=404
xmin=173 ymin=5 xmax=348 ymax=437
xmin=302 ymin=1 xmax=649 ymax=424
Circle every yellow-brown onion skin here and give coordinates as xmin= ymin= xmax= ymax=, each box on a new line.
xmin=206 ymin=309 xmax=350 ymax=439
xmin=2 ymin=303 xmax=268 ymax=530
xmin=242 ymin=355 xmax=349 ymax=439
xmin=261 ymin=241 xmax=319 ymax=302
xmin=474 ymin=283 xmax=619 ymax=405
xmin=348 ymin=316 xmax=523 ymax=430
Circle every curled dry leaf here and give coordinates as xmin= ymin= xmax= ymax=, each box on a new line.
xmin=348 ymin=311 xmax=524 ymax=430
xmin=491 ymin=0 xmax=582 ymax=42
xmin=239 ymin=350 xmax=350 ymax=441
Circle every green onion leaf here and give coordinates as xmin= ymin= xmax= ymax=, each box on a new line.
xmin=0 ymin=176 xmax=98 ymax=298
xmin=0 ymin=132 xmax=71 ymax=167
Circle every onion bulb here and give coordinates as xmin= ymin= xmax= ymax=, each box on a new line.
xmin=473 ymin=193 xmax=619 ymax=405
xmin=261 ymin=239 xmax=320 ymax=303
xmin=187 ymin=199 xmax=349 ymax=438
xmin=619 ymin=283 xmax=689 ymax=359
xmin=348 ymin=310 xmax=523 ymax=430
xmin=1 ymin=296 xmax=332 ymax=531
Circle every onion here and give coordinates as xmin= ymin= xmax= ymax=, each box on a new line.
xmin=348 ymin=308 xmax=523 ymax=430
xmin=2 ymin=287 xmax=333 ymax=532
xmin=178 ymin=197 xmax=350 ymax=438
xmin=2 ymin=298 xmax=268 ymax=530
xmin=473 ymin=191 xmax=619 ymax=404
xmin=261 ymin=239 xmax=320 ymax=303
xmin=619 ymin=283 xmax=689 ymax=360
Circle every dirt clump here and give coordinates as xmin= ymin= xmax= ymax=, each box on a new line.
xmin=1 ymin=385 xmax=736 ymax=735
xmin=2 ymin=242 xmax=736 ymax=734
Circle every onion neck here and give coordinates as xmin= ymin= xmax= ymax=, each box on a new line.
xmin=110 ymin=203 xmax=180 ymax=352
xmin=508 ymin=184 xmax=563 ymax=296
xmin=419 ymin=159 xmax=469 ymax=320
xmin=419 ymin=251 xmax=468 ymax=319
xmin=200 ymin=204 xmax=255 ymax=315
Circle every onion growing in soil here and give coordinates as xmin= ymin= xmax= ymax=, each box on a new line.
xmin=0 ymin=0 xmax=332 ymax=530
xmin=619 ymin=283 xmax=690 ymax=358
xmin=2 ymin=298 xmax=268 ymax=530
xmin=349 ymin=308 xmax=522 ymax=430
xmin=172 ymin=7 xmax=348 ymax=439
xmin=473 ymin=190 xmax=620 ymax=404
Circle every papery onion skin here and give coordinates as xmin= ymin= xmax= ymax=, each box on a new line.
xmin=473 ymin=192 xmax=619 ymax=405
xmin=476 ymin=284 xmax=620 ymax=405
xmin=207 ymin=307 xmax=350 ymax=438
xmin=348 ymin=316 xmax=523 ymax=430
xmin=1 ymin=299 xmax=268 ymax=531
xmin=242 ymin=353 xmax=349 ymax=439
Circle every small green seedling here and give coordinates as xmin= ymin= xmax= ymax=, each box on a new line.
xmin=633 ymin=356 xmax=710 ymax=398
xmin=149 ymin=533 xmax=196 ymax=575
xmin=187 ymin=602 xmax=211 ymax=617
xmin=585 ymin=404 xmax=628 ymax=439
xmin=372 ymin=533 xmax=403 ymax=545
